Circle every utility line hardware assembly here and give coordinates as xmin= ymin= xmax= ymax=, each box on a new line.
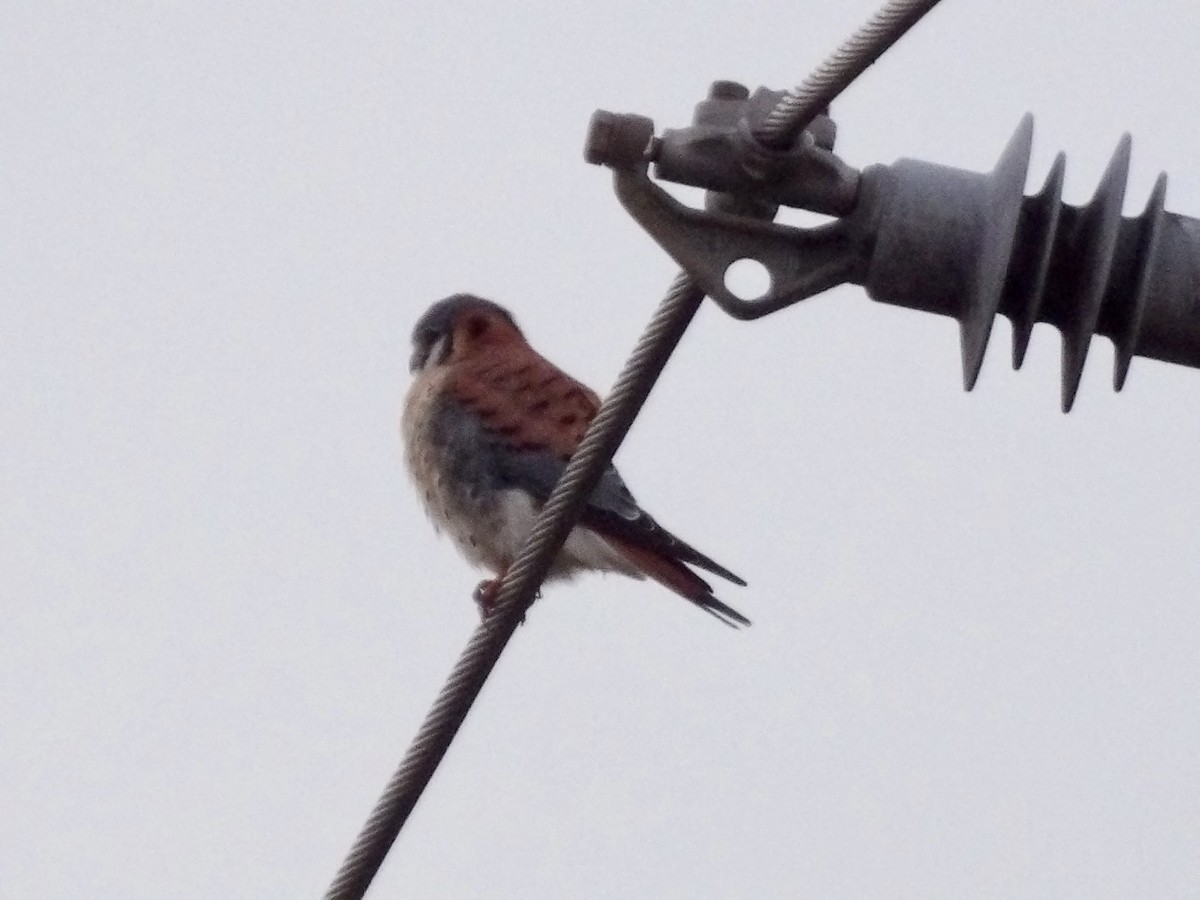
xmin=586 ymin=86 xmax=1200 ymax=411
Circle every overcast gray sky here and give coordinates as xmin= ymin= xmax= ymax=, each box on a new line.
xmin=4 ymin=2 xmax=1200 ymax=897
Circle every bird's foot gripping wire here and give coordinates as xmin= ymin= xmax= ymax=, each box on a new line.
xmin=472 ymin=579 xmax=500 ymax=618
xmin=472 ymin=574 xmax=530 ymax=624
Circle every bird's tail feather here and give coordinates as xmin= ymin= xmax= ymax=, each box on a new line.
xmin=581 ymin=507 xmax=748 ymax=588
xmin=604 ymin=535 xmax=751 ymax=628
xmin=668 ymin=536 xmax=748 ymax=587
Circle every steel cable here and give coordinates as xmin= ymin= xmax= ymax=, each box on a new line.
xmin=323 ymin=1 xmax=945 ymax=895
xmin=756 ymin=0 xmax=944 ymax=149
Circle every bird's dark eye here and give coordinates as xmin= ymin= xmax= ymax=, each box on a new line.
xmin=465 ymin=316 xmax=488 ymax=338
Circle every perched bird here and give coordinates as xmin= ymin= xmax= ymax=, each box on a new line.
xmin=402 ymin=293 xmax=750 ymax=627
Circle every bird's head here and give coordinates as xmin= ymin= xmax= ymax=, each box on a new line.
xmin=408 ymin=293 xmax=523 ymax=373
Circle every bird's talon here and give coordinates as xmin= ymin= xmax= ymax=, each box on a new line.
xmin=472 ymin=578 xmax=528 ymax=625
xmin=473 ymin=579 xmax=499 ymax=618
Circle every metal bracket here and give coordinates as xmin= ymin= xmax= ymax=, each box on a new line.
xmin=585 ymin=91 xmax=869 ymax=320
xmin=611 ymin=162 xmax=867 ymax=320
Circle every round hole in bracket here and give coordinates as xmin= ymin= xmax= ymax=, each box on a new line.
xmin=723 ymin=258 xmax=772 ymax=301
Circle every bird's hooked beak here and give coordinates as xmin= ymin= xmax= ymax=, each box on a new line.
xmin=409 ymin=344 xmax=429 ymax=373
xmin=409 ymin=333 xmax=450 ymax=373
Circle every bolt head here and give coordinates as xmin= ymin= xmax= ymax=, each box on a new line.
xmin=709 ymin=80 xmax=750 ymax=100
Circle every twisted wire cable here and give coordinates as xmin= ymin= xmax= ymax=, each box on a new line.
xmin=324 ymin=3 xmax=948 ymax=896
xmin=323 ymin=274 xmax=705 ymax=900
xmin=755 ymin=0 xmax=945 ymax=149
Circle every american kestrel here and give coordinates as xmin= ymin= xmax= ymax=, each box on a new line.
xmin=402 ymin=293 xmax=750 ymax=627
